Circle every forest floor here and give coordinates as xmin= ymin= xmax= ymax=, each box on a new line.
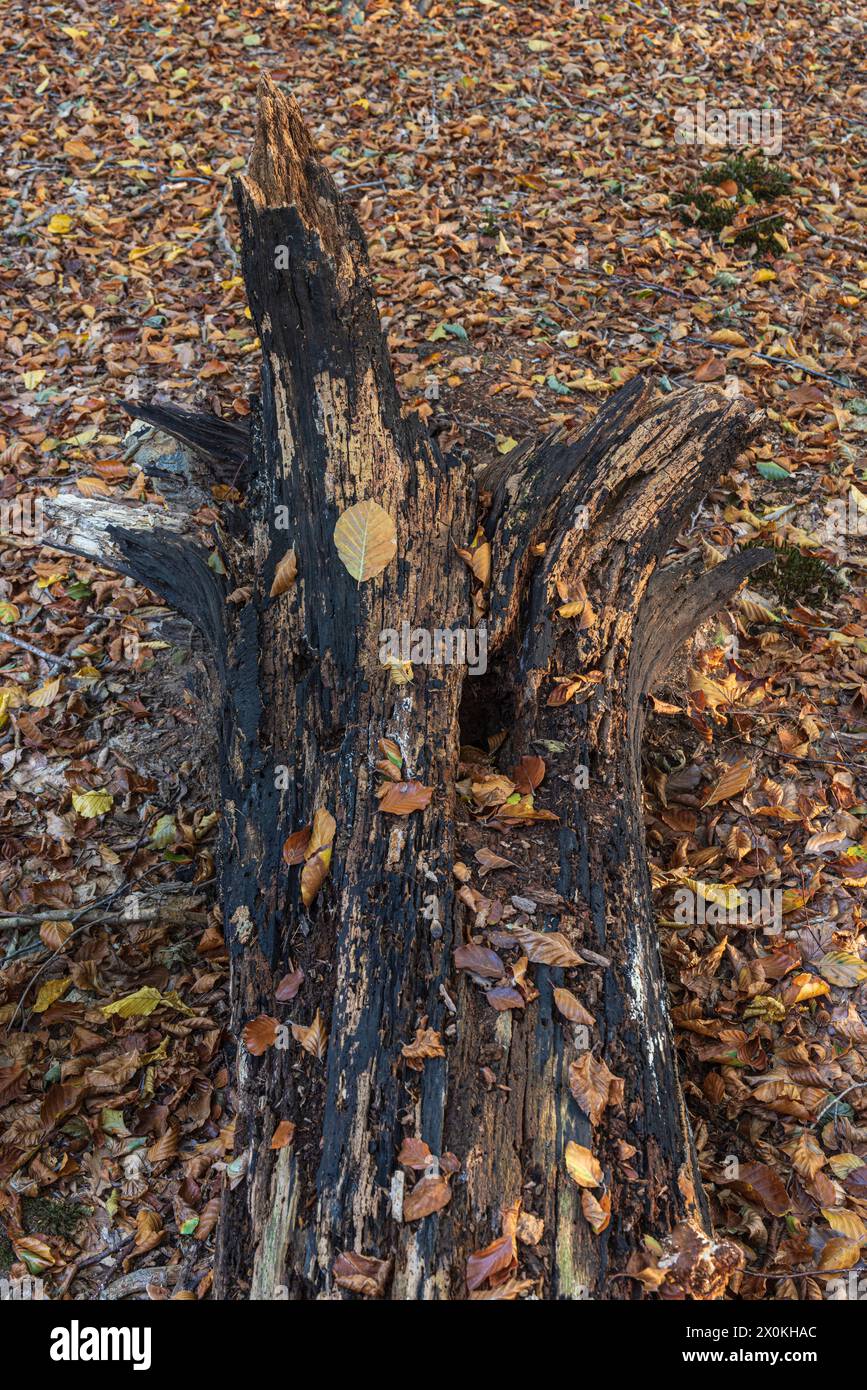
xmin=1 ymin=0 xmax=867 ymax=1299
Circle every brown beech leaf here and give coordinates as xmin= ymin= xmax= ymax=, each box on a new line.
xmin=581 ymin=1188 xmax=611 ymax=1235
xmin=466 ymin=1233 xmax=517 ymax=1291
xmin=468 ymin=1276 xmax=534 ymax=1300
xmin=456 ymin=533 xmax=491 ymax=587
xmin=403 ymin=1174 xmax=452 ymax=1222
xmin=553 ymin=987 xmax=595 ymax=1027
xmin=243 ymin=1015 xmax=279 ymax=1056
xmin=40 ymin=1080 xmax=83 ymax=1130
xmin=292 ymin=1009 xmax=328 ymax=1061
xmin=546 ymin=670 xmax=603 ymax=706
xmin=13 ymin=1236 xmax=54 ymax=1268
xmin=568 ymin=1052 xmax=624 ymax=1126
xmin=513 ymin=754 xmax=545 ymax=793
xmin=376 ymin=780 xmax=434 ymax=816
xmin=282 ymin=827 xmax=311 ymax=866
xmin=300 ymin=849 xmax=331 ymax=909
xmin=147 ymin=1128 xmax=179 ymax=1164
xmin=194 ymin=1197 xmax=221 ymax=1242
xmin=401 ymin=1026 xmax=446 ymax=1071
xmin=134 ymin=1209 xmax=163 ymax=1252
xmin=376 ymin=752 xmax=404 ymax=781
xmin=510 ymin=926 xmax=583 ymax=968
xmin=275 ymin=967 xmax=304 ymax=1002
xmin=733 ymin=1162 xmax=791 ymax=1216
xmin=454 ymin=943 xmax=505 ymax=979
xmin=474 ymin=847 xmax=517 ymax=876
xmin=75 ymin=475 xmax=113 ymax=498
xmin=270 ymin=1120 xmax=296 ymax=1150
xmin=702 ymin=758 xmax=752 ymax=807
xmin=333 ymin=499 xmax=397 ymax=582
xmin=486 ymin=986 xmax=526 ymax=1011
xmin=565 ymin=1140 xmax=603 ymax=1188
xmin=784 ymin=1130 xmax=826 ymax=1181
xmin=694 ymin=355 xmax=726 ymax=382
xmin=333 ymin=1251 xmax=392 ymax=1298
xmin=269 ymin=547 xmax=297 ymax=597
xmin=39 ymin=919 xmax=73 ymax=952
xmin=396 ymin=1137 xmax=433 ymax=1170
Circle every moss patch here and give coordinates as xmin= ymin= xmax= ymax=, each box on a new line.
xmin=0 ymin=1197 xmax=88 ymax=1271
xmin=679 ymin=156 xmax=792 ymax=255
xmin=747 ymin=542 xmax=843 ymax=606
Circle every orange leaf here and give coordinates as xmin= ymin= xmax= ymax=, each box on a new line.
xmin=377 ymin=780 xmax=434 ymax=816
xmin=513 ymin=755 xmax=545 ymax=793
xmin=270 ymin=1120 xmax=296 ymax=1150
xmin=243 ymin=1014 xmax=280 ymax=1056
xmin=282 ymin=827 xmax=311 ymax=865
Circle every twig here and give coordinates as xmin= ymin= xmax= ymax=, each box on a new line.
xmin=102 ymin=1264 xmax=179 ymax=1300
xmin=0 ymin=631 xmax=74 ymax=670
xmin=0 ymin=878 xmax=212 ymax=930
xmin=212 ymin=187 xmax=240 ymax=274
xmin=54 ymin=1235 xmax=137 ymax=1299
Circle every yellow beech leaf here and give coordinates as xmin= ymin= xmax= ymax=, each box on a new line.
xmin=818 ymin=1237 xmax=862 ymax=1271
xmin=75 ymin=476 xmax=113 ymax=498
xmin=306 ymin=808 xmax=336 ymax=858
xmin=829 ymin=1153 xmax=864 ymax=1179
xmin=63 ymin=137 xmax=95 ymax=161
xmin=821 ymin=1208 xmax=867 ymax=1242
xmin=779 ymin=972 xmax=830 ymax=1007
xmin=28 ymin=677 xmax=63 ymax=708
xmin=333 ymin=500 xmax=397 ymax=582
xmin=818 ymin=951 xmax=867 ymax=988
xmin=708 ymin=329 xmax=748 ymax=346
xmin=71 ymin=789 xmax=113 ymax=817
xmin=102 ymin=986 xmax=164 ymax=1018
xmin=32 ymin=977 xmax=71 ymax=1013
xmin=565 ymin=1141 xmax=603 ymax=1188
xmin=47 ymin=213 xmax=74 ymax=236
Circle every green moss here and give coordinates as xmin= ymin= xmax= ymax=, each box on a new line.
xmin=0 ymin=1197 xmax=87 ymax=1274
xmin=678 ymin=157 xmax=791 ymax=254
xmin=710 ymin=155 xmax=792 ymax=201
xmin=21 ymin=1196 xmax=88 ymax=1239
xmin=746 ymin=541 xmax=844 ymax=606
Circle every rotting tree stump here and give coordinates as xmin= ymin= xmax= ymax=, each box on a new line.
xmin=43 ymin=78 xmax=769 ymax=1301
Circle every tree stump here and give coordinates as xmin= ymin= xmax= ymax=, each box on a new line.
xmin=43 ymin=78 xmax=769 ymax=1301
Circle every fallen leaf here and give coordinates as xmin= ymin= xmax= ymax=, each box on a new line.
xmin=377 ymin=780 xmax=434 ymax=815
xmin=333 ymin=500 xmax=397 ymax=582
xmin=243 ymin=1015 xmax=280 ymax=1056
xmin=565 ymin=1141 xmax=603 ymax=1189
